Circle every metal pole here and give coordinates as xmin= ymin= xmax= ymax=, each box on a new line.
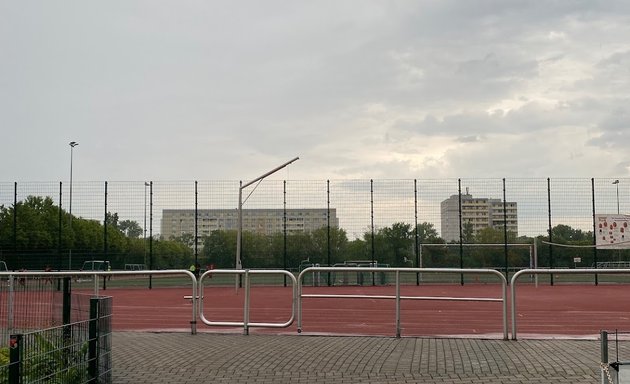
xmin=237 ymin=184 xmax=243 ymax=265
xmin=241 ymin=157 xmax=300 ymax=190
xmin=327 ymin=180 xmax=331 ymax=286
xmin=103 ymin=181 xmax=108 ymax=290
xmin=593 ymin=178 xmax=598 ymax=286
xmin=547 ymin=178 xmax=553 ymax=286
xmin=235 ymin=157 xmax=299 ymax=285
xmin=503 ymin=178 xmax=508 ymax=281
xmin=243 ymin=270 xmax=250 ymax=335
xmin=395 ymin=270 xmax=401 ymax=338
xmin=236 ymin=182 xmax=243 ymax=290
xmin=144 ymin=182 xmax=148 ymax=267
xmin=13 ymin=182 xmax=17 ymax=268
xmin=458 ymin=179 xmax=464 ymax=285
xmin=283 ymin=180 xmax=287 ymax=287
xmin=414 ymin=179 xmax=420 ymax=285
xmin=370 ymin=179 xmax=375 ymax=286
xmin=69 ymin=141 xmax=78 ymax=270
xmin=195 ymin=181 xmax=198 ymax=268
xmin=58 ymin=182 xmax=62 ymax=274
xmin=69 ymin=142 xmax=77 ymax=218
xmin=601 ymin=330 xmax=609 ymax=384
xmin=149 ymin=181 xmax=153 ymax=289
xmin=613 ymin=180 xmax=620 ymax=214
xmin=104 ymin=182 xmax=108 ymax=256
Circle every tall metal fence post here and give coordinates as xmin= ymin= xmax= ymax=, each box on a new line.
xmin=8 ymin=275 xmax=15 ymax=335
xmin=149 ymin=181 xmax=153 ymax=289
xmin=414 ymin=179 xmax=420 ymax=286
xmin=88 ymin=298 xmax=99 ymax=382
xmin=395 ymin=270 xmax=401 ymax=338
xmin=13 ymin=182 xmax=17 ymax=270
xmin=370 ymin=179 xmax=375 ymax=286
xmin=547 ymin=178 xmax=554 ymax=286
xmin=63 ymin=277 xmax=71 ymax=338
xmin=195 ymin=181 xmax=198 ymax=268
xmin=503 ymin=178 xmax=509 ymax=282
xmin=103 ymin=181 xmax=108 ymax=290
xmin=601 ymin=330 xmax=609 ymax=384
xmin=58 ymin=182 xmax=63 ymax=275
xmin=243 ymin=270 xmax=250 ymax=335
xmin=327 ymin=180 xmax=331 ymax=286
xmin=9 ymin=334 xmax=22 ymax=384
xmin=458 ymin=179 xmax=464 ymax=285
xmin=592 ymin=178 xmax=598 ymax=286
xmin=283 ymin=180 xmax=287 ymax=287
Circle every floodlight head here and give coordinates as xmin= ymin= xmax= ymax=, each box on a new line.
xmin=69 ymin=141 xmax=79 ymax=147
xmin=613 ymin=180 xmax=620 ymax=185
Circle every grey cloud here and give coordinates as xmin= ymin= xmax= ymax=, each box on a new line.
xmin=393 ymin=98 xmax=610 ymax=140
xmin=3 ymin=1 xmax=630 ymax=182
xmin=456 ymin=136 xmax=485 ymax=143
xmin=587 ymin=108 xmax=630 ymax=149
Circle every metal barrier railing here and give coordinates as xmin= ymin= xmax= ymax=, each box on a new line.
xmin=510 ymin=268 xmax=630 ymax=340
xmin=297 ymin=267 xmax=508 ymax=339
xmin=197 ymin=269 xmax=297 ymax=335
xmin=0 ymin=270 xmax=198 ymax=335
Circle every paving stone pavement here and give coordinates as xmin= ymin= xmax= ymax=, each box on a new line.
xmin=111 ymin=332 xmax=615 ymax=383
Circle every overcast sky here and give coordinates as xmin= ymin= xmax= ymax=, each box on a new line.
xmin=2 ymin=1 xmax=630 ymax=183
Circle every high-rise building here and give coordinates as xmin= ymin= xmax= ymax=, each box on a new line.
xmin=440 ymin=193 xmax=518 ymax=242
xmin=161 ymin=208 xmax=338 ymax=241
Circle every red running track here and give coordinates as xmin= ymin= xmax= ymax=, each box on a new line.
xmin=90 ymin=283 xmax=630 ymax=339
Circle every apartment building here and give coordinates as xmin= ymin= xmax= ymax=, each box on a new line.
xmin=161 ymin=208 xmax=338 ymax=240
xmin=440 ymin=193 xmax=518 ymax=242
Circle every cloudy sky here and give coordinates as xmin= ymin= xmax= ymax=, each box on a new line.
xmin=2 ymin=1 xmax=630 ymax=182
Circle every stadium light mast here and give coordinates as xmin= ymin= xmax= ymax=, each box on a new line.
xmin=613 ymin=179 xmax=620 ymax=214
xmin=236 ymin=157 xmax=299 ymax=278
xmin=69 ymin=141 xmax=78 ymax=270
xmin=69 ymin=142 xmax=78 ymax=217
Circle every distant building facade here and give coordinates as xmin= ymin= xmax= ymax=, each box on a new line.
xmin=440 ymin=193 xmax=518 ymax=242
xmin=161 ymin=208 xmax=338 ymax=241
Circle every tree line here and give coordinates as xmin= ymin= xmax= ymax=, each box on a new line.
xmin=0 ymin=196 xmax=623 ymax=271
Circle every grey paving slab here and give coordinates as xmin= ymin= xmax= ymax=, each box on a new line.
xmin=111 ymin=332 xmax=618 ymax=383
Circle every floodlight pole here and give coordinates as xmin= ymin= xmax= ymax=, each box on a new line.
xmin=236 ymin=157 xmax=299 ymax=286
xmin=613 ymin=180 xmax=620 ymax=214
xmin=69 ymin=141 xmax=78 ymax=270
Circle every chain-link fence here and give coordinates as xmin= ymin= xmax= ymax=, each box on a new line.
xmin=0 ymin=179 xmax=628 ymax=277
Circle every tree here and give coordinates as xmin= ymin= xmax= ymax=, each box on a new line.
xmin=346 ymin=238 xmax=369 ymax=262
xmin=242 ymin=230 xmax=276 ymax=268
xmin=536 ymin=224 xmax=596 ymax=268
xmin=119 ymin=220 xmax=143 ymax=238
xmin=152 ymin=239 xmax=193 ymax=269
xmin=310 ymin=226 xmax=349 ymax=266
xmin=475 ymin=227 xmax=518 ymax=244
xmin=379 ymin=222 xmax=413 ymax=266
xmin=106 ymin=212 xmax=119 ymax=229
xmin=202 ymin=230 xmax=237 ymax=268
xmin=551 ymin=224 xmax=592 ymax=243
xmin=414 ymin=222 xmax=441 ymax=243
xmin=462 ymin=222 xmax=475 ymax=243
xmin=0 ymin=196 xmax=60 ymax=250
xmin=411 ymin=222 xmax=446 ymax=267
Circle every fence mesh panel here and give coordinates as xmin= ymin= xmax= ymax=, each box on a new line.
xmin=0 ymin=290 xmax=112 ymax=384
xmin=1 ymin=178 xmax=629 ymax=279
